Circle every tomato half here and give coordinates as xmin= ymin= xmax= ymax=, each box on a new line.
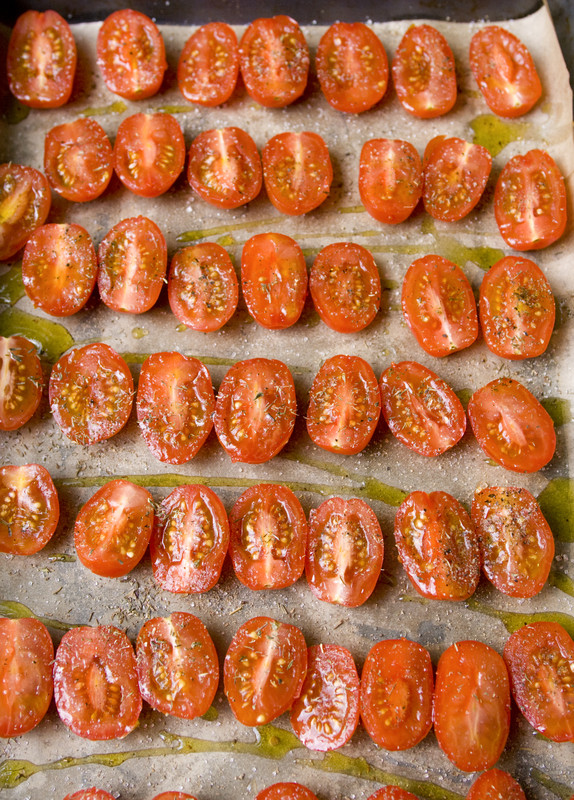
xmin=256 ymin=785 xmax=318 ymax=800
xmin=467 ymin=377 xmax=555 ymax=473
xmin=262 ymin=132 xmax=333 ymax=216
xmin=178 ymin=22 xmax=239 ymax=106
xmin=44 ymin=118 xmax=113 ymax=203
xmin=402 ymin=255 xmax=478 ymax=357
xmin=150 ymin=485 xmax=229 ymax=593
xmin=0 ymin=163 xmax=51 ymax=262
xmin=309 ymin=242 xmax=381 ymax=333
xmin=290 ymin=643 xmax=359 ymax=751
xmin=0 ymin=335 xmax=43 ymax=431
xmin=0 ymin=617 xmax=53 ymax=737
xmin=96 ymin=9 xmax=166 ymax=100
xmin=306 ymin=497 xmax=384 ymax=607
xmin=367 ymin=790 xmax=419 ymax=800
xmin=229 ymin=484 xmax=307 ymax=590
xmin=494 ymin=149 xmax=567 ymax=251
xmin=434 ymin=640 xmax=511 ymax=772
xmin=136 ymin=612 xmax=219 ymax=719
xmin=152 ymin=794 xmax=197 ymax=800
xmin=359 ymin=138 xmax=422 ymax=224
xmin=224 ymin=616 xmax=307 ymax=726
xmin=214 ymin=358 xmax=296 ymax=464
xmin=466 ymin=769 xmax=527 ymax=800
xmin=423 ymin=136 xmax=492 ymax=221
xmin=64 ymin=791 xmax=116 ymax=800
xmin=379 ymin=361 xmax=466 ymax=457
xmin=54 ymin=625 xmax=142 ymax=740
xmin=0 ymin=463 xmax=59 ymax=555
xmin=136 ymin=352 xmax=215 ymax=465
xmin=503 ymin=621 xmax=574 ymax=742
xmin=49 ymin=343 xmax=134 ymax=446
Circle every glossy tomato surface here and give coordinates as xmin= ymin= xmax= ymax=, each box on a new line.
xmin=359 ymin=138 xmax=422 ymax=224
xmin=256 ymin=785 xmax=318 ymax=800
xmin=0 ymin=463 xmax=59 ymax=555
xmin=423 ymin=136 xmax=491 ymax=221
xmin=44 ymin=118 xmax=112 ymax=202
xmin=0 ymin=335 xmax=43 ymax=431
xmin=151 ymin=794 xmax=197 ymax=800
xmin=367 ymin=790 xmax=419 ymax=800
xmin=0 ymin=164 xmax=51 ymax=262
xmin=178 ymin=22 xmax=239 ymax=106
xmin=64 ymin=791 xmax=116 ymax=800
xmin=466 ymin=769 xmax=527 ymax=800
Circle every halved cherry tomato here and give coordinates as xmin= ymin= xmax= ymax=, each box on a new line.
xmin=97 ymin=216 xmax=167 ymax=314
xmin=379 ymin=361 xmax=466 ymax=457
xmin=229 ymin=484 xmax=307 ymax=590
xmin=470 ymin=26 xmax=542 ymax=118
xmin=467 ymin=377 xmax=555 ymax=473
xmin=239 ymin=16 xmax=309 ymax=108
xmin=360 ymin=638 xmax=433 ymax=751
xmin=423 ymin=136 xmax=492 ymax=221
xmin=494 ymin=149 xmax=567 ymax=251
xmin=168 ymin=242 xmax=239 ymax=332
xmin=224 ymin=616 xmax=307 ymax=726
xmin=466 ymin=769 xmax=527 ymax=800
xmin=394 ymin=490 xmax=480 ymax=601
xmin=150 ymin=485 xmax=229 ymax=593
xmin=434 ymin=640 xmax=511 ymax=772
xmin=152 ymin=794 xmax=197 ymax=800
xmin=214 ymin=358 xmax=296 ymax=464
xmin=22 ymin=223 xmax=98 ymax=317
xmin=187 ymin=127 xmax=262 ymax=209
xmin=136 ymin=612 xmax=218 ymax=719
xmin=262 ymin=132 xmax=333 ymax=216
xmin=306 ymin=354 xmax=380 ymax=454
xmin=136 ymin=352 xmax=215 ymax=465
xmin=44 ymin=118 xmax=113 ymax=203
xmin=479 ymin=255 xmax=555 ymax=359
xmin=74 ymin=480 xmax=154 ymax=578
xmin=290 ymin=643 xmax=359 ymax=751
xmin=306 ymin=497 xmax=384 ymax=607
xmin=503 ymin=621 xmax=574 ymax=742
xmin=0 ymin=164 xmax=51 ymax=262
xmin=54 ymin=624 xmax=142 ymax=740
xmin=49 ymin=343 xmax=134 ymax=446
xmin=402 ymin=255 xmax=478 ymax=357
xmin=309 ymin=242 xmax=380 ymax=333
xmin=0 ymin=617 xmax=53 ymax=737
xmin=367 ymin=789 xmax=419 ymax=800
xmin=256 ymin=785 xmax=318 ymax=800
xmin=178 ymin=22 xmax=239 ymax=106
xmin=0 ymin=335 xmax=43 ymax=431
xmin=96 ymin=9 xmax=166 ymax=100
xmin=316 ymin=22 xmax=388 ymax=113
xmin=7 ymin=10 xmax=76 ymax=108
xmin=392 ymin=24 xmax=457 ymax=118
xmin=0 ymin=463 xmax=59 ymax=555
xmin=241 ymin=233 xmax=307 ymax=329
xmin=359 ymin=138 xmax=422 ymax=224
xmin=64 ymin=791 xmax=116 ymax=800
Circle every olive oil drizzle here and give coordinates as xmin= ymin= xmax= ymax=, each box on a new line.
xmin=531 ymin=768 xmax=574 ymax=799
xmin=465 ymin=596 xmax=574 ymax=638
xmin=80 ymin=100 xmax=127 ymax=117
xmin=0 ymin=308 xmax=74 ymax=361
xmin=0 ymin=266 xmax=25 ymax=304
xmin=548 ymin=569 xmax=574 ymax=597
xmin=537 ymin=478 xmax=574 ymax=543
xmin=470 ymin=113 xmax=532 ymax=157
xmin=0 ymin=600 xmax=79 ymax=632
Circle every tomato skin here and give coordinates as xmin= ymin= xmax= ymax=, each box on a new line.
xmin=44 ymin=118 xmax=113 ymax=203
xmin=0 ymin=163 xmax=51 ymax=262
xmin=359 ymin=138 xmax=422 ymax=224
xmin=63 ymin=791 xmax=116 ymax=800
xmin=466 ymin=769 xmax=527 ymax=800
xmin=256 ymin=785 xmax=318 ymax=800
xmin=367 ymin=790 xmax=419 ymax=800
xmin=360 ymin=639 xmax=433 ymax=751
xmin=178 ymin=22 xmax=239 ymax=106
xmin=434 ymin=640 xmax=511 ymax=772
xmin=423 ymin=136 xmax=492 ymax=221
xmin=0 ymin=463 xmax=59 ymax=555
xmin=152 ymin=795 xmax=197 ymax=800
xmin=0 ymin=335 xmax=43 ymax=431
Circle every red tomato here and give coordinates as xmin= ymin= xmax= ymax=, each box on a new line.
xmin=306 ymin=497 xmax=384 ymax=607
xmin=401 ymin=255 xmax=478 ymax=357
xmin=187 ymin=127 xmax=262 ymax=209
xmin=150 ymin=485 xmax=229 ymax=593
xmin=54 ymin=625 xmax=142 ymax=740
xmin=367 ymin=790 xmax=419 ymax=800
xmin=306 ymin=354 xmax=380 ymax=454
xmin=224 ymin=616 xmax=307 ymax=726
xmin=470 ymin=26 xmax=542 ymax=118
xmin=466 ymin=769 xmax=527 ymax=800
xmin=309 ymin=242 xmax=381 ymax=333
xmin=0 ymin=617 xmax=53 ymax=737
xmin=214 ymin=358 xmax=296 ymax=464
xmin=241 ymin=233 xmax=308 ymax=329
xmin=168 ymin=242 xmax=238 ymax=332
xmin=136 ymin=612 xmax=218 ymax=719
xmin=239 ymin=16 xmax=309 ymax=108
xmin=97 ymin=216 xmax=167 ymax=314
xmin=64 ymin=791 xmax=116 ymax=800
xmin=479 ymin=255 xmax=555 ymax=359
xmin=392 ymin=24 xmax=457 ymax=118
xmin=137 ymin=352 xmax=215 ymax=465
xmin=423 ymin=136 xmax=492 ymax=221
xmin=0 ymin=463 xmax=59 ymax=555
xmin=44 ymin=118 xmax=113 ymax=203
xmin=434 ymin=640 xmax=511 ymax=772
xmin=503 ymin=621 xmax=574 ymax=742
xmin=262 ymin=132 xmax=333 ymax=216
xmin=467 ymin=377 xmax=555 ymax=473
xmin=359 ymin=138 xmax=422 ymax=224
xmin=22 ymin=223 xmax=98 ymax=317
xmin=290 ymin=643 xmax=359 ymax=751
xmin=49 ymin=343 xmax=134 ymax=446
xmin=494 ymin=149 xmax=567 ymax=251
xmin=316 ymin=22 xmax=388 ymax=113
xmin=7 ymin=10 xmax=76 ymax=108
xmin=152 ymin=795 xmax=197 ymax=800
xmin=379 ymin=361 xmax=466 ymax=457
xmin=0 ymin=335 xmax=43 ymax=431
xmin=178 ymin=22 xmax=239 ymax=106
xmin=96 ymin=9 xmax=166 ymax=100
xmin=229 ymin=484 xmax=307 ymax=590
xmin=360 ymin=639 xmax=433 ymax=751
xmin=0 ymin=163 xmax=51 ymax=262
xmin=256 ymin=785 xmax=318 ymax=800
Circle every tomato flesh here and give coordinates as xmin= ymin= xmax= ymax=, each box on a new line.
xmin=0 ymin=463 xmax=59 ymax=555
xmin=64 ymin=791 xmax=116 ymax=800
xmin=367 ymin=790 xmax=419 ymax=800
xmin=0 ymin=163 xmax=51 ymax=262
xmin=0 ymin=335 xmax=43 ymax=431
xmin=44 ymin=118 xmax=113 ymax=202
xmin=152 ymin=794 xmax=197 ymax=800
xmin=359 ymin=138 xmax=422 ymax=224
xmin=466 ymin=769 xmax=527 ymax=800
xmin=178 ymin=22 xmax=239 ymax=106
xmin=256 ymin=785 xmax=318 ymax=800
xmin=423 ymin=136 xmax=492 ymax=221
